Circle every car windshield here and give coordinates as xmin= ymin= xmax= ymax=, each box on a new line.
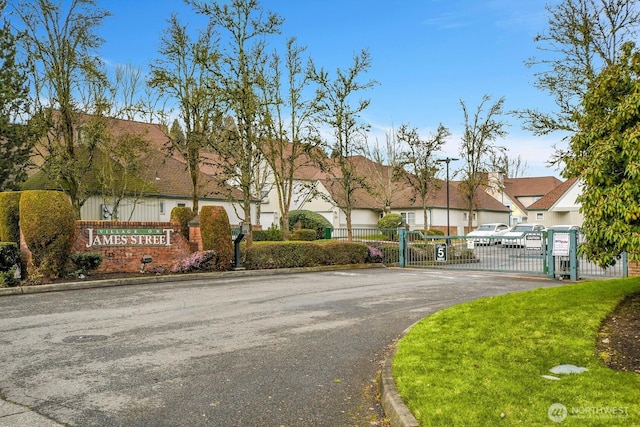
xmin=511 ymin=225 xmax=533 ymax=232
xmin=476 ymin=225 xmax=494 ymax=231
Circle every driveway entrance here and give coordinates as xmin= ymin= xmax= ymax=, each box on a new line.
xmin=398 ymin=229 xmax=627 ymax=279
xmin=0 ymin=268 xmax=561 ymax=427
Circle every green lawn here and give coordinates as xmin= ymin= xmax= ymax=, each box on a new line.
xmin=393 ymin=278 xmax=640 ymax=426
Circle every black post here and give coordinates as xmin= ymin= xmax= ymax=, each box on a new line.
xmin=437 ymin=157 xmax=458 ymax=237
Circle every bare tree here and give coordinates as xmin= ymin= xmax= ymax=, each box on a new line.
xmin=520 ymin=0 xmax=640 ymax=157
xmin=489 ymin=152 xmax=529 ymax=178
xmin=188 ymin=0 xmax=284 ymax=236
xmin=148 ymin=14 xmax=223 ymax=213
xmin=13 ymin=0 xmax=110 ymax=218
xmin=397 ymin=123 xmax=449 ymax=230
xmin=459 ymin=95 xmax=508 ymax=231
xmin=308 ymin=49 xmax=378 ymax=241
xmin=257 ymin=37 xmax=322 ymax=238
xmin=362 ymin=126 xmax=404 ymax=215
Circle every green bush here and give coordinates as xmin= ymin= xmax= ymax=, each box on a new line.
xmin=319 ymin=241 xmax=369 ymax=265
xmin=70 ymin=252 xmax=103 ymax=275
xmin=378 ymin=213 xmax=403 ymax=229
xmin=170 ymin=206 xmax=196 ymax=240
xmin=253 ymin=225 xmax=284 ymax=241
xmin=0 ymin=242 xmax=20 ymax=287
xmin=244 ymin=241 xmax=326 ymax=269
xmin=288 ymin=210 xmax=332 ymax=240
xmin=0 ymin=191 xmax=21 ymax=242
xmin=427 ymin=228 xmax=444 ymax=236
xmin=289 ymin=229 xmax=317 ymax=241
xmin=199 ymin=205 xmax=232 ymax=271
xmin=20 ymin=190 xmax=76 ymax=279
xmin=243 ymin=240 xmax=371 ymax=269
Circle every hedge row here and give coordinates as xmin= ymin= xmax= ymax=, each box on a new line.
xmin=0 ymin=191 xmax=21 ymax=243
xmin=243 ymin=241 xmax=377 ymax=270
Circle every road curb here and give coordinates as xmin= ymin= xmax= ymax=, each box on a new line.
xmin=0 ymin=263 xmax=385 ymax=297
xmin=379 ymin=329 xmax=420 ymax=427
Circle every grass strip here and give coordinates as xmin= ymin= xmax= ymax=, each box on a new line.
xmin=393 ymin=277 xmax=640 ymax=426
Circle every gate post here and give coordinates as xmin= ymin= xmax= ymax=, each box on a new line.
xmin=569 ymin=229 xmax=578 ymax=280
xmin=398 ymin=227 xmax=407 ymax=268
xmin=547 ymin=229 xmax=555 ymax=279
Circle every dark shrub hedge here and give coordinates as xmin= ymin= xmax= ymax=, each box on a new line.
xmin=289 ymin=229 xmax=317 ymax=241
xmin=170 ymin=206 xmax=196 ymax=240
xmin=253 ymin=226 xmax=284 ymax=241
xmin=0 ymin=242 xmax=20 ymax=287
xmin=20 ymin=190 xmax=76 ymax=279
xmin=243 ymin=240 xmax=372 ymax=270
xmin=199 ymin=206 xmax=232 ymax=270
xmin=288 ymin=210 xmax=332 ymax=240
xmin=70 ymin=252 xmax=103 ymax=275
xmin=0 ymin=191 xmax=21 ymax=242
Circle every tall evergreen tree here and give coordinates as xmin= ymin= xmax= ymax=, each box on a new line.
xmin=0 ymin=0 xmax=33 ymax=190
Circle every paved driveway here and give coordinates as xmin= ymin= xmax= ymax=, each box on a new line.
xmin=0 ymin=267 xmax=560 ymax=426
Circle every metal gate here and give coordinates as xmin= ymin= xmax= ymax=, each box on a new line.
xmin=398 ymin=228 xmax=627 ymax=279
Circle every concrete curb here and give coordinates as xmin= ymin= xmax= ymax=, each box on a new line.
xmin=379 ymin=329 xmax=420 ymax=427
xmin=0 ymin=263 xmax=385 ymax=297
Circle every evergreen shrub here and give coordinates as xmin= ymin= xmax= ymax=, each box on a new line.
xmin=243 ymin=240 xmax=371 ymax=270
xmin=378 ymin=213 xmax=403 ymax=229
xmin=199 ymin=205 xmax=232 ymax=270
xmin=20 ymin=190 xmax=76 ymax=279
xmin=70 ymin=252 xmax=103 ymax=275
xmin=253 ymin=225 xmax=284 ymax=241
xmin=0 ymin=242 xmax=20 ymax=287
xmin=170 ymin=206 xmax=196 ymax=240
xmin=289 ymin=229 xmax=317 ymax=241
xmin=288 ymin=210 xmax=332 ymax=240
xmin=0 ymin=191 xmax=21 ymax=242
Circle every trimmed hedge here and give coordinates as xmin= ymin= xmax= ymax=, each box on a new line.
xmin=243 ymin=240 xmax=372 ymax=270
xmin=20 ymin=190 xmax=76 ymax=279
xmin=288 ymin=210 xmax=332 ymax=240
xmin=170 ymin=206 xmax=196 ymax=240
xmin=289 ymin=229 xmax=317 ymax=241
xmin=0 ymin=191 xmax=21 ymax=242
xmin=199 ymin=205 xmax=232 ymax=271
xmin=253 ymin=226 xmax=284 ymax=241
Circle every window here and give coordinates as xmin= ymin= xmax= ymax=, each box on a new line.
xmin=160 ymin=201 xmax=165 ymax=215
xmin=401 ymin=212 xmax=415 ymax=226
xmin=178 ymin=203 xmax=186 ymax=207
xmin=536 ymin=212 xmax=544 ymax=221
xmin=463 ymin=212 xmax=476 ymax=221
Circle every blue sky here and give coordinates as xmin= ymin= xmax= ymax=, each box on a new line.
xmin=98 ymin=0 xmax=563 ymax=178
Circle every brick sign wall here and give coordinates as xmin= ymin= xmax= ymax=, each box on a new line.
xmin=73 ymin=221 xmax=193 ymax=273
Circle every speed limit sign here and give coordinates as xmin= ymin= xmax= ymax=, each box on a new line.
xmin=435 ymin=243 xmax=447 ymax=262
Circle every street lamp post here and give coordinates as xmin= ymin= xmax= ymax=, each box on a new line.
xmin=436 ymin=157 xmax=459 ymax=237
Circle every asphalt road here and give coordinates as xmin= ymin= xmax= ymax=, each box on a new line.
xmin=0 ymin=267 xmax=561 ymax=426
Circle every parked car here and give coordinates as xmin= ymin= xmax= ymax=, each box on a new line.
xmin=466 ymin=223 xmax=511 ymax=245
xmin=502 ymin=224 xmax=546 ymax=248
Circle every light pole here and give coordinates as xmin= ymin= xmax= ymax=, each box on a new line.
xmin=436 ymin=157 xmax=458 ymax=237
